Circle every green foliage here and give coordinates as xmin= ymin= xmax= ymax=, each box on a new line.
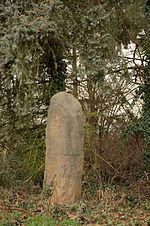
xmin=26 ymin=215 xmax=56 ymax=226
xmin=123 ymin=0 xmax=150 ymax=171
xmin=59 ymin=219 xmax=80 ymax=226
xmin=0 ymin=0 xmax=67 ymax=186
xmin=26 ymin=215 xmax=80 ymax=226
xmin=122 ymin=116 xmax=150 ymax=170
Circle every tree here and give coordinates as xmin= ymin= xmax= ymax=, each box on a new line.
xmin=0 ymin=0 xmax=67 ymax=185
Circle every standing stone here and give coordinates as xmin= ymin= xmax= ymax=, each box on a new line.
xmin=44 ymin=92 xmax=84 ymax=205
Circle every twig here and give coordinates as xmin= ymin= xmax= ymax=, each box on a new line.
xmin=0 ymin=204 xmax=33 ymax=215
xmin=25 ymin=163 xmax=45 ymax=183
xmin=93 ymin=151 xmax=120 ymax=174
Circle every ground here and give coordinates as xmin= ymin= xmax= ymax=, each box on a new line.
xmin=0 ymin=180 xmax=149 ymax=226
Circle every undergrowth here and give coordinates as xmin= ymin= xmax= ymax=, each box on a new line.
xmin=0 ymin=176 xmax=149 ymax=226
xmin=0 ymin=120 xmax=150 ymax=225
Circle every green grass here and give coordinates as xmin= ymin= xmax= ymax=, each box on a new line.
xmin=26 ymin=215 xmax=56 ymax=226
xmin=26 ymin=215 xmax=81 ymax=226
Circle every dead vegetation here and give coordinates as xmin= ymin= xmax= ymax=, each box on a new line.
xmin=0 ymin=178 xmax=149 ymax=226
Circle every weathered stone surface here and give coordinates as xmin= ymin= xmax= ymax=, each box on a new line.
xmin=44 ymin=92 xmax=84 ymax=205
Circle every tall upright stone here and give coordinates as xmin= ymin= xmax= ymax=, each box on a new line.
xmin=44 ymin=92 xmax=84 ymax=205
